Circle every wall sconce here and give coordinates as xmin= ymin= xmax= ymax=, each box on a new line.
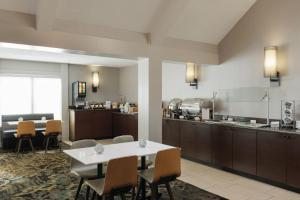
xmin=92 ymin=72 xmax=99 ymax=92
xmin=186 ymin=62 xmax=198 ymax=89
xmin=264 ymin=46 xmax=280 ymax=87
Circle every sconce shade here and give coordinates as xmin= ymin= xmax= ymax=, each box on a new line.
xmin=92 ymin=72 xmax=99 ymax=92
xmin=186 ymin=62 xmax=198 ymax=83
xmin=264 ymin=47 xmax=277 ymax=77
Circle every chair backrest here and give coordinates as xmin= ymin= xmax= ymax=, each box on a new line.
xmin=103 ymin=156 xmax=138 ymax=194
xmin=45 ymin=120 xmax=62 ymax=134
xmin=112 ymin=135 xmax=134 ymax=144
xmin=17 ymin=121 xmax=36 ymax=137
xmin=71 ymin=139 xmax=97 ymax=168
xmin=153 ymin=148 xmax=181 ymax=182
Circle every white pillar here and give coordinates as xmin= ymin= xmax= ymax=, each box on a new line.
xmin=138 ymin=57 xmax=162 ymax=142
xmin=60 ymin=64 xmax=69 ymax=141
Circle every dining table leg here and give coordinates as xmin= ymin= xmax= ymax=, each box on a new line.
xmin=141 ymin=156 xmax=146 ymax=200
xmin=97 ymin=163 xmax=104 ymax=178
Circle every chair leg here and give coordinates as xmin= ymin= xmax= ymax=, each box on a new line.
xmin=131 ymin=187 xmax=135 ymax=200
xmin=75 ymin=177 xmax=84 ymax=200
xmin=150 ymin=184 xmax=158 ymax=200
xmin=165 ymin=183 xmax=174 ymax=200
xmin=16 ymin=138 xmax=22 ymax=156
xmin=29 ymin=138 xmax=35 ymax=153
xmin=135 ymin=183 xmax=141 ymax=200
xmin=45 ymin=136 xmax=50 ymax=153
xmin=92 ymin=191 xmax=96 ymax=200
xmin=119 ymin=193 xmax=124 ymax=200
xmin=86 ymin=185 xmax=90 ymax=200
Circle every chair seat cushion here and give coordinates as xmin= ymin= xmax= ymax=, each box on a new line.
xmin=138 ymin=168 xmax=155 ymax=183
xmin=71 ymin=165 xmax=98 ymax=179
xmin=85 ymin=178 xmax=105 ymax=196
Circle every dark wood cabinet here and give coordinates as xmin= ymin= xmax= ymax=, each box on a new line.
xmin=257 ymin=131 xmax=286 ymax=183
xmin=69 ymin=109 xmax=113 ymax=141
xmin=233 ymin=127 xmax=257 ymax=175
xmin=180 ymin=121 xmax=197 ymax=159
xmin=162 ymin=119 xmax=180 ymax=147
xmin=112 ymin=113 xmax=138 ymax=140
xmin=287 ymin=134 xmax=300 ymax=188
xmin=212 ymin=125 xmax=233 ymax=168
xmin=194 ymin=123 xmax=212 ymax=162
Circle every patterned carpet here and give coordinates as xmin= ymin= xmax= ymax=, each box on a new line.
xmin=0 ymin=146 xmax=227 ymax=200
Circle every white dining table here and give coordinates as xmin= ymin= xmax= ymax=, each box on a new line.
xmin=64 ymin=140 xmax=175 ymax=199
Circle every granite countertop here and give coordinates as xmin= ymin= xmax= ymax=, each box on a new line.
xmin=163 ymin=117 xmax=300 ymax=135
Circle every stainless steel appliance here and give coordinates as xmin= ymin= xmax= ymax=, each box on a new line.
xmin=72 ymin=81 xmax=86 ymax=108
xmin=180 ymin=98 xmax=212 ymax=119
xmin=168 ymin=98 xmax=182 ymax=118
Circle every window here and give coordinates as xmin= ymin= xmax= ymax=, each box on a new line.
xmin=0 ymin=76 xmax=62 ymax=120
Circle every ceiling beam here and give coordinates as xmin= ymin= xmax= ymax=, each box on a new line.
xmin=53 ymin=19 xmax=148 ymax=44
xmin=148 ymin=0 xmax=190 ymax=44
xmin=36 ymin=0 xmax=59 ymax=31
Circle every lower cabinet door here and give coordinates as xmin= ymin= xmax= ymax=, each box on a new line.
xmin=194 ymin=123 xmax=212 ymax=162
xmin=257 ymin=132 xmax=286 ymax=183
xmin=180 ymin=121 xmax=196 ymax=159
xmin=212 ymin=125 xmax=233 ymax=168
xmin=287 ymin=134 xmax=300 ymax=188
xmin=233 ymin=127 xmax=257 ymax=175
xmin=162 ymin=119 xmax=180 ymax=147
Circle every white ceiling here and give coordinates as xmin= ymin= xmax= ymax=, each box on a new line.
xmin=0 ymin=0 xmax=256 ymax=45
xmin=169 ymin=0 xmax=257 ymax=44
xmin=0 ymin=44 xmax=138 ymax=67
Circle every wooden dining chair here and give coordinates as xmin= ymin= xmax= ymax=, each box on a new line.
xmin=136 ymin=148 xmax=181 ymax=200
xmin=42 ymin=120 xmax=62 ymax=153
xmin=85 ymin=155 xmax=138 ymax=200
xmin=14 ymin=121 xmax=36 ymax=155
xmin=71 ymin=139 xmax=98 ymax=200
xmin=112 ymin=135 xmax=153 ymax=169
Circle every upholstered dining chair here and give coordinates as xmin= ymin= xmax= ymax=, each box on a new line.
xmin=71 ymin=139 xmax=98 ymax=200
xmin=85 ymin=155 xmax=138 ymax=200
xmin=42 ymin=120 xmax=62 ymax=153
xmin=14 ymin=121 xmax=36 ymax=155
xmin=136 ymin=148 xmax=181 ymax=200
xmin=112 ymin=135 xmax=153 ymax=169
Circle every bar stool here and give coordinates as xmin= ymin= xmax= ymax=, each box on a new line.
xmin=14 ymin=121 xmax=36 ymax=156
xmin=42 ymin=120 xmax=62 ymax=153
xmin=85 ymin=155 xmax=138 ymax=200
xmin=136 ymin=148 xmax=181 ymax=200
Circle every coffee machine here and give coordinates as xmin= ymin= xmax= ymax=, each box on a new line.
xmin=72 ymin=81 xmax=86 ymax=108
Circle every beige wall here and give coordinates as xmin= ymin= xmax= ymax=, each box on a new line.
xmin=119 ymin=65 xmax=138 ymax=103
xmin=68 ymin=65 xmax=120 ymax=104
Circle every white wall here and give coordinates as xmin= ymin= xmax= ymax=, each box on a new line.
xmin=119 ymin=65 xmax=138 ymax=103
xmin=68 ymin=65 xmax=120 ymax=104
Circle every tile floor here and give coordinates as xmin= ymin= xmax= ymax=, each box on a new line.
xmin=66 ymin=140 xmax=300 ymax=200
xmin=179 ymin=159 xmax=300 ymax=200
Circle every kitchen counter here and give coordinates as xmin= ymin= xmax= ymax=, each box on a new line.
xmin=163 ymin=117 xmax=300 ymax=135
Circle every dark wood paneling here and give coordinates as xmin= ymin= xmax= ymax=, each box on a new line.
xmin=212 ymin=125 xmax=233 ymax=168
xmin=112 ymin=113 xmax=138 ymax=140
xmin=257 ymin=132 xmax=286 ymax=183
xmin=180 ymin=121 xmax=196 ymax=158
xmin=194 ymin=123 xmax=212 ymax=162
xmin=233 ymin=127 xmax=257 ymax=175
xmin=287 ymin=134 xmax=300 ymax=188
xmin=162 ymin=119 xmax=180 ymax=147
xmin=69 ymin=110 xmax=113 ymax=141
